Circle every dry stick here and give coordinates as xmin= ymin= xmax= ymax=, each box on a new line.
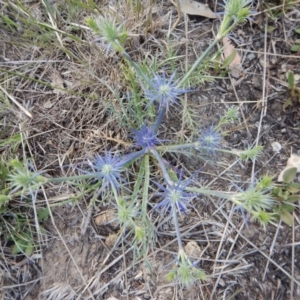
xmin=229 ymin=78 xmax=250 ymax=135
xmin=261 ymin=21 xmax=269 ymax=113
xmin=282 ymin=241 xmax=300 ymax=247
xmin=212 ymin=263 xmax=253 ymax=277
xmin=0 ymin=278 xmax=42 ymax=291
xmin=179 ymin=13 xmax=189 ymax=141
xmin=262 ymin=46 xmax=271 ymax=117
xmin=291 ymin=213 xmax=295 ymax=300
xmin=184 ymin=12 xmax=189 ymax=75
xmin=169 ymin=0 xmax=182 ymax=32
xmin=81 ymin=229 xmax=132 ymax=292
xmin=210 ymin=204 xmax=244 ymax=300
xmin=122 ymin=238 xmax=130 ymax=300
xmin=250 ymin=23 xmax=270 ymax=282
xmin=250 ymin=22 xmax=268 ymax=187
xmin=0 ymin=60 xmax=64 ymax=65
xmin=237 ymin=48 xmax=300 ymax=59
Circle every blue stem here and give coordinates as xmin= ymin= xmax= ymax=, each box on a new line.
xmin=152 ymin=106 xmax=166 ymax=134
xmin=150 ymin=149 xmax=172 ymax=184
xmin=172 ymin=202 xmax=184 ymax=251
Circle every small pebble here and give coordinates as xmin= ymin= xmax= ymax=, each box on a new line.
xmin=247 ymin=53 xmax=256 ymax=60
xmin=271 ymin=141 xmax=282 ymax=153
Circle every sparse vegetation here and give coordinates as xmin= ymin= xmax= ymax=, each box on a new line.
xmin=1 ymin=0 xmax=300 ymax=299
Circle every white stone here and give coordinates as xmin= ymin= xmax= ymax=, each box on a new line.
xmin=271 ymin=141 xmax=282 ymax=153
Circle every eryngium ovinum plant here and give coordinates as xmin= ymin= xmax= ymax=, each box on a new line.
xmin=5 ymin=0 xmax=275 ymax=287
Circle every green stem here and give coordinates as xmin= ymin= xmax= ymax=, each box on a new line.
xmin=140 ymin=154 xmax=153 ymax=256
xmin=155 ymin=143 xmax=240 ymax=156
xmin=218 ymin=20 xmax=240 ymax=40
xmin=171 ymin=202 xmax=184 ymax=251
xmin=185 ymin=186 xmax=236 ymax=201
xmin=131 ymin=158 xmax=146 ymax=201
xmin=122 ymin=53 xmax=151 ymax=86
xmin=112 ymin=186 xmax=119 ymax=205
xmin=150 ymin=149 xmax=172 ymax=184
xmin=152 ymin=106 xmax=166 ymax=134
xmin=155 ymin=143 xmax=196 ymax=151
xmin=177 ymin=38 xmax=221 ymax=87
xmin=49 ymin=150 xmax=145 ymax=184
xmin=142 ymin=155 xmax=150 ymax=223
xmin=47 ymin=174 xmax=96 ymax=183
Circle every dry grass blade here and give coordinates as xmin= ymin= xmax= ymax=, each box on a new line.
xmin=41 ymin=282 xmax=77 ymax=300
xmin=0 ymin=85 xmax=33 ymax=118
xmin=41 ymin=0 xmax=69 ymax=59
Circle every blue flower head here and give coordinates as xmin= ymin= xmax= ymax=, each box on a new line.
xmin=154 ymin=171 xmax=197 ymax=216
xmin=87 ymin=151 xmax=126 ymax=192
xmin=145 ymin=72 xmax=190 ymax=110
xmin=197 ymin=126 xmax=223 ymax=155
xmin=132 ymin=125 xmax=160 ymax=150
xmin=85 ymin=150 xmax=145 ymax=193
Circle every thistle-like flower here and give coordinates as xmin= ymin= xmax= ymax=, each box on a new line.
xmin=166 ymin=249 xmax=206 ymax=287
xmin=234 ymin=188 xmax=274 ymax=213
xmin=87 ymin=16 xmax=128 ymax=54
xmin=221 ymin=0 xmax=253 ymax=19
xmin=132 ymin=125 xmax=160 ymax=150
xmin=144 ymin=72 xmax=190 ymax=110
xmin=8 ymin=159 xmax=47 ymax=196
xmin=217 ymin=0 xmax=253 ymax=38
xmin=256 ymin=175 xmax=273 ymax=191
xmin=115 ymin=198 xmax=139 ymax=228
xmin=86 ymin=152 xmax=126 ymax=193
xmin=196 ymin=126 xmax=223 ymax=155
xmin=238 ymin=145 xmax=263 ymax=161
xmin=153 ymin=171 xmax=197 ymax=216
xmin=85 ymin=151 xmax=144 ymax=193
xmin=219 ymin=106 xmax=239 ymax=125
xmin=134 ymin=225 xmax=144 ymax=242
xmin=251 ymin=210 xmax=275 ymax=230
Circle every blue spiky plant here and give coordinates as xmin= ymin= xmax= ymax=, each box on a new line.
xmin=3 ymin=0 xmax=277 ymax=287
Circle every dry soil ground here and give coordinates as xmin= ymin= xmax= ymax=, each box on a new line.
xmin=1 ymin=0 xmax=300 ymax=299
